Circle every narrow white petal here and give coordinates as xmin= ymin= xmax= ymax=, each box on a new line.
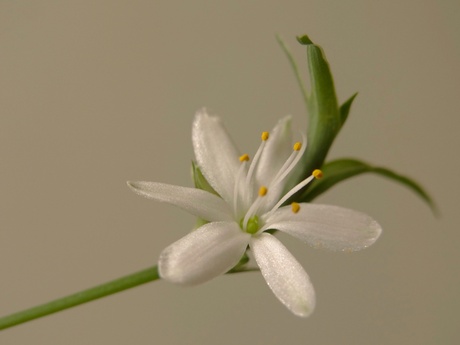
xmin=159 ymin=222 xmax=250 ymax=286
xmin=127 ymin=181 xmax=233 ymax=222
xmin=255 ymin=115 xmax=293 ymax=187
xmin=251 ymin=233 xmax=315 ymax=317
xmin=262 ymin=204 xmax=382 ymax=251
xmin=192 ymin=109 xmax=240 ymax=205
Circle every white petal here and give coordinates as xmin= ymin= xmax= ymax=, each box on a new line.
xmin=255 ymin=115 xmax=293 ymax=187
xmin=159 ymin=222 xmax=250 ymax=285
xmin=127 ymin=181 xmax=233 ymax=222
xmin=192 ymin=109 xmax=240 ymax=205
xmin=251 ymin=233 xmax=315 ymax=317
xmin=262 ymin=204 xmax=382 ymax=251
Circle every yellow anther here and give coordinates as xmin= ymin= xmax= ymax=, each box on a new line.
xmin=261 ymin=131 xmax=269 ymax=141
xmin=312 ymin=169 xmax=323 ymax=179
xmin=239 ymin=154 xmax=250 ymax=162
xmin=291 ymin=202 xmax=300 ymax=214
xmin=258 ymin=186 xmax=268 ymax=197
xmin=293 ymin=142 xmax=302 ymax=151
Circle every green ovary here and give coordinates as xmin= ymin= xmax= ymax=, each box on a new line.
xmin=240 ymin=215 xmax=260 ymax=234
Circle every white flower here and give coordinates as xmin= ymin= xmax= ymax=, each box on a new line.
xmin=128 ymin=109 xmax=382 ymax=317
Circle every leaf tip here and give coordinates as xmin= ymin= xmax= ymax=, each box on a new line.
xmin=427 ymin=199 xmax=441 ymax=218
xmin=296 ymin=35 xmax=314 ymax=45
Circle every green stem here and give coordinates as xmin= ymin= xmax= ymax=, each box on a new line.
xmin=0 ymin=265 xmax=160 ymax=331
xmin=275 ymin=34 xmax=309 ymax=109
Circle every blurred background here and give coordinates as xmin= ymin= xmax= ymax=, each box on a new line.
xmin=1 ymin=1 xmax=459 ymax=344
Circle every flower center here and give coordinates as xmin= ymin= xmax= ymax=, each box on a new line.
xmin=233 ymin=129 xmax=323 ymax=233
xmin=240 ymin=215 xmax=260 ymax=234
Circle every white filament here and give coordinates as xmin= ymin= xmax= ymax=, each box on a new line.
xmin=233 ymin=160 xmax=248 ymax=217
xmin=268 ymin=174 xmax=315 ymax=215
xmin=246 ymin=139 xmax=266 ymax=188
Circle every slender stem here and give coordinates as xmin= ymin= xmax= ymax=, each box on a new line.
xmin=275 ymin=34 xmax=310 ymax=109
xmin=0 ymin=266 xmax=160 ymax=331
xmin=0 ymin=264 xmax=257 ymax=331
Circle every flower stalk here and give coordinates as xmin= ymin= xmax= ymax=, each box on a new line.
xmin=0 ymin=264 xmax=258 ymax=331
xmin=0 ymin=266 xmax=160 ymax=330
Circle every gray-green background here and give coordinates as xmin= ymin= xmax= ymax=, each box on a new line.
xmin=1 ymin=1 xmax=459 ymax=344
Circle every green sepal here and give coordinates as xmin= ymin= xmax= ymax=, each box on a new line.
xmin=191 ymin=161 xmax=218 ymax=195
xmin=226 ymin=252 xmax=259 ymax=274
xmin=191 ymin=161 xmax=217 ymax=229
xmin=339 ymin=92 xmax=358 ymax=128
xmin=227 ymin=252 xmax=250 ymax=272
xmin=194 ymin=217 xmax=209 ymax=229
xmin=299 ymin=158 xmax=437 ymax=215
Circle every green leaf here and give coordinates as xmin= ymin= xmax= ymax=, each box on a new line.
xmin=295 ymin=35 xmax=341 ymax=181
xmin=297 ymin=35 xmax=313 ymax=45
xmin=339 ymin=92 xmax=358 ymax=128
xmin=300 ymin=158 xmax=437 ymax=215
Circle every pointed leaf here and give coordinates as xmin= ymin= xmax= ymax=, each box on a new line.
xmin=295 ymin=35 xmax=341 ymax=182
xmin=297 ymin=35 xmax=313 ymax=45
xmin=339 ymin=92 xmax=358 ymax=127
xmin=300 ymin=158 xmax=437 ymax=214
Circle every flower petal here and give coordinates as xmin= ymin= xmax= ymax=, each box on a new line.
xmin=127 ymin=181 xmax=233 ymax=222
xmin=262 ymin=204 xmax=382 ymax=251
xmin=255 ymin=115 xmax=293 ymax=187
xmin=192 ymin=109 xmax=240 ymax=205
xmin=251 ymin=233 xmax=315 ymax=317
xmin=159 ymin=222 xmax=250 ymax=285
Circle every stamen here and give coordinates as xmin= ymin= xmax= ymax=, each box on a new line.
xmin=269 ymin=132 xmax=307 ymax=189
xmin=291 ymin=202 xmax=300 ymax=213
xmin=239 ymin=154 xmax=250 ymax=162
xmin=246 ymin=131 xmax=269 ymax=187
xmin=243 ymin=185 xmax=268 ymax=230
xmin=258 ymin=186 xmax=268 ymax=196
xmin=268 ymin=169 xmax=320 ymax=214
xmin=270 ymin=152 xmax=296 ymax=185
xmin=233 ymin=157 xmax=249 ymax=216
xmin=313 ymin=169 xmax=323 ymax=179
